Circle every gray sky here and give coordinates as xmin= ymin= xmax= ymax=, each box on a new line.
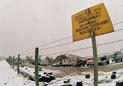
xmin=0 ymin=0 xmax=123 ymax=58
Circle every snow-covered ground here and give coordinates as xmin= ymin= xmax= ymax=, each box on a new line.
xmin=0 ymin=60 xmax=36 ymax=86
xmin=48 ymin=69 xmax=123 ymax=86
xmin=1 ymin=60 xmax=123 ymax=86
xmin=0 ymin=60 xmax=60 ymax=86
xmin=98 ymin=69 xmax=123 ymax=86
xmin=20 ymin=66 xmax=60 ymax=76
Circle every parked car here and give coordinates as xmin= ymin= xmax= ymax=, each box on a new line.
xmin=52 ymin=62 xmax=62 ymax=67
xmin=114 ymin=53 xmax=123 ymax=63
xmin=39 ymin=72 xmax=55 ymax=82
xmin=98 ymin=56 xmax=109 ymax=66
xmin=86 ymin=58 xmax=94 ymax=67
xmin=28 ymin=72 xmax=55 ymax=83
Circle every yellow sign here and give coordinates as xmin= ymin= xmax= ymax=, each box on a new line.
xmin=72 ymin=3 xmax=114 ymax=41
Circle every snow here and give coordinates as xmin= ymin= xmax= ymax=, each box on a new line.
xmin=20 ymin=66 xmax=60 ymax=77
xmin=48 ymin=69 xmax=123 ymax=86
xmin=1 ymin=60 xmax=123 ymax=86
xmin=0 ymin=60 xmax=60 ymax=86
xmin=0 ymin=60 xmax=35 ymax=86
xmin=98 ymin=69 xmax=123 ymax=86
xmin=47 ymin=72 xmax=93 ymax=86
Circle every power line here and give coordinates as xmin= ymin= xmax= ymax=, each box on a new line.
xmin=21 ymin=21 xmax=123 ymax=54
xmin=98 ymin=48 xmax=123 ymax=57
xmin=38 ymin=28 xmax=123 ymax=51
xmin=22 ymin=51 xmax=34 ymax=56
xmin=21 ymin=36 xmax=72 ymax=53
xmin=28 ymin=48 xmax=123 ymax=58
xmin=97 ymin=39 xmax=123 ymax=46
xmin=39 ymin=41 xmax=72 ymax=51
xmin=21 ymin=28 xmax=123 ymax=56
xmin=37 ymin=36 xmax=72 ymax=47
xmin=36 ymin=21 xmax=123 ymax=49
xmin=113 ymin=21 xmax=123 ymax=25
xmin=41 ymin=39 xmax=123 ymax=56
xmin=87 ymin=48 xmax=123 ymax=58
xmin=42 ymin=48 xmax=123 ymax=59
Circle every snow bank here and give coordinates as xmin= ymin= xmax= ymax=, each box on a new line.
xmin=0 ymin=60 xmax=35 ymax=86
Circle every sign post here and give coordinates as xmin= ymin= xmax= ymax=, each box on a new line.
xmin=71 ymin=3 xmax=114 ymax=86
xmin=91 ymin=31 xmax=98 ymax=86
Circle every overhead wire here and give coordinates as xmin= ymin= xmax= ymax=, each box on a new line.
xmin=22 ymin=21 xmax=123 ymax=53
xmin=41 ymin=38 xmax=123 ymax=56
xmin=76 ymin=48 xmax=123 ymax=58
xmin=21 ymin=36 xmax=72 ymax=54
xmin=97 ymin=48 xmax=123 ymax=57
xmin=22 ymin=28 xmax=123 ymax=56
xmin=38 ymin=28 xmax=123 ymax=51
xmin=113 ymin=21 xmax=123 ymax=25
xmin=20 ymin=21 xmax=123 ymax=56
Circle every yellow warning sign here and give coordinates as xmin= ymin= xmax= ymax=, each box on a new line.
xmin=72 ymin=3 xmax=114 ymax=41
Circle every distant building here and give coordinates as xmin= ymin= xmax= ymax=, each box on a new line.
xmin=56 ymin=54 xmax=86 ymax=66
xmin=62 ymin=59 xmax=74 ymax=66
xmin=40 ymin=60 xmax=50 ymax=66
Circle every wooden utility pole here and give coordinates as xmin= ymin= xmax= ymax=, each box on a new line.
xmin=17 ymin=54 xmax=20 ymax=74
xmin=91 ymin=31 xmax=98 ymax=86
xmin=35 ymin=48 xmax=39 ymax=86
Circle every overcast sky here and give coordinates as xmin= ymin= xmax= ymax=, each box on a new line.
xmin=0 ymin=0 xmax=123 ymax=58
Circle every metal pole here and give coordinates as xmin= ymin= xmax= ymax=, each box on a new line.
xmin=35 ymin=48 xmax=39 ymax=86
xmin=17 ymin=54 xmax=20 ymax=74
xmin=91 ymin=31 xmax=98 ymax=86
